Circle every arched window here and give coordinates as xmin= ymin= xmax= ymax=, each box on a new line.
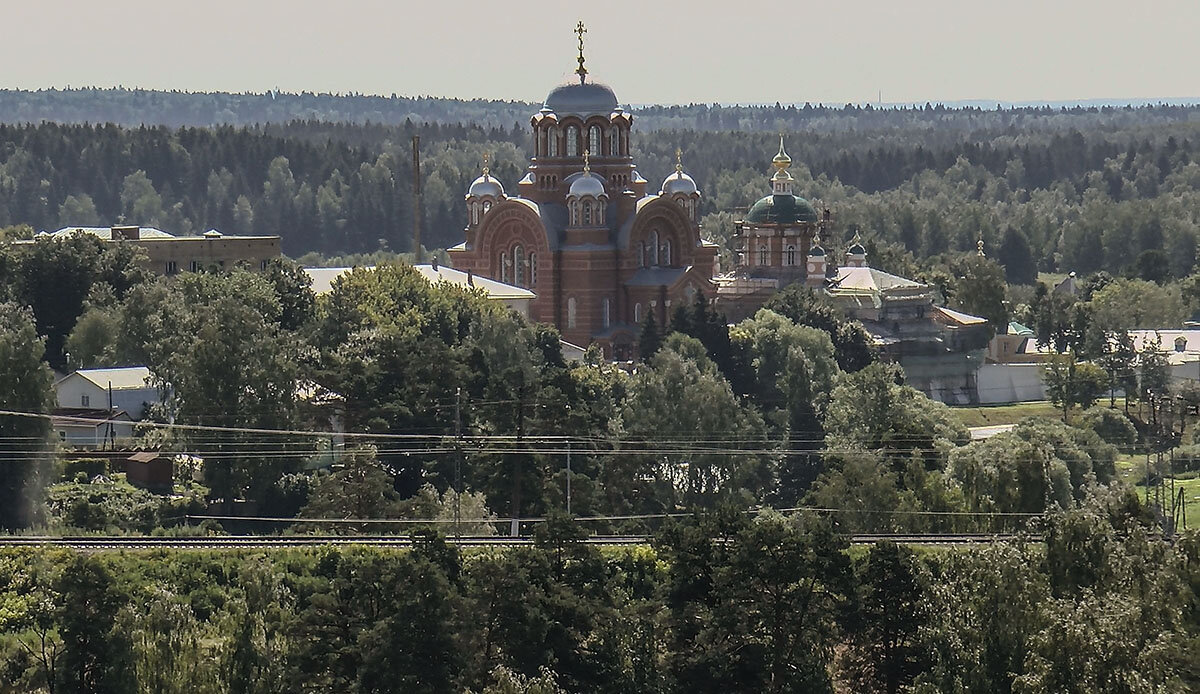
xmin=634 ymin=303 xmax=641 ymax=324
xmin=610 ymin=127 xmax=620 ymax=155
xmin=482 ymin=200 xmax=491 ymax=214
xmin=602 ymin=298 xmax=611 ymax=328
xmin=639 ymin=241 xmax=646 ymax=268
xmin=500 ymin=251 xmax=511 ymax=283
xmin=471 ymin=204 xmax=479 ymax=225
xmin=538 ymin=128 xmax=547 ymax=156
xmin=786 ymin=245 xmax=796 ymax=266
xmin=566 ymin=125 xmax=579 ymax=156
xmin=582 ymin=201 xmax=592 ymax=226
xmin=1176 ymin=336 xmax=1188 ymax=352
xmin=758 ymin=244 xmax=768 ymax=266
xmin=567 ymin=297 xmax=577 ymax=329
xmin=569 ymin=201 xmax=578 ymax=226
xmin=548 ymin=126 xmax=559 ymax=156
xmin=662 ymin=239 xmax=672 ymax=266
xmin=648 ymin=231 xmax=659 ymax=266
xmin=529 ymin=252 xmax=537 ymax=286
xmin=589 ymin=125 xmax=601 ymax=156
xmin=513 ymin=245 xmax=525 ymax=287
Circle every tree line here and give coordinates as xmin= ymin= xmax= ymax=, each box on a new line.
xmin=0 ymin=504 xmax=1197 ymax=693
xmin=0 ymin=108 xmax=1195 ymax=271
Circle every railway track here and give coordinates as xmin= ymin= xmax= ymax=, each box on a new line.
xmin=0 ymin=533 xmax=1035 ymax=550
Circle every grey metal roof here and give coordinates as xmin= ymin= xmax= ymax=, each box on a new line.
xmin=543 ymin=81 xmax=619 ymax=116
xmin=625 ymin=266 xmax=690 ymax=287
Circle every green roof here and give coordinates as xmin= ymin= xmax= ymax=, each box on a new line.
xmin=745 ymin=194 xmax=818 ymax=225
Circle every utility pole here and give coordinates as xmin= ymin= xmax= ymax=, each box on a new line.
xmin=454 ymin=387 xmax=463 ymax=539
xmin=510 ymin=376 xmax=526 ymax=537
xmin=412 ymin=135 xmax=422 ymax=263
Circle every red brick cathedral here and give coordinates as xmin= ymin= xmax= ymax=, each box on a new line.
xmin=448 ymin=25 xmax=718 ymax=358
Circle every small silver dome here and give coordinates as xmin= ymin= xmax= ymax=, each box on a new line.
xmin=467 ymin=172 xmax=504 ymax=199
xmin=661 ymin=170 xmax=698 ymax=196
xmin=568 ymin=171 xmax=605 ymax=198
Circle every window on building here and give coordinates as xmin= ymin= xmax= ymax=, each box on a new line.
xmin=191 ymin=260 xmax=202 ymax=272
xmin=582 ymin=201 xmax=592 ymax=226
xmin=567 ymin=297 xmax=577 ymax=329
xmin=500 ymin=251 xmax=510 ymax=283
xmin=1176 ymin=336 xmax=1188 ymax=352
xmin=662 ymin=239 xmax=671 ymax=266
xmin=758 ymin=245 xmax=768 ymax=266
xmin=165 ymin=260 xmax=178 ymax=275
xmin=81 ymin=394 xmax=90 ymax=407
xmin=648 ymin=231 xmax=659 ymax=266
xmin=634 ymin=303 xmax=641 ymax=324
xmin=639 ymin=242 xmax=646 ymax=268
xmin=786 ymin=245 xmax=796 ymax=266
xmin=610 ymin=128 xmax=620 ymax=155
xmin=602 ymin=297 xmax=611 ymax=328
xmin=589 ymin=125 xmax=601 ymax=156
xmin=529 ymin=252 xmax=537 ymax=286
xmin=514 ymin=245 xmax=525 ymax=287
xmin=548 ymin=127 xmax=559 ymax=156
xmin=566 ymin=126 xmax=579 ymax=156
xmin=260 ymin=259 xmax=268 ymax=271
xmin=539 ymin=128 xmax=547 ymax=155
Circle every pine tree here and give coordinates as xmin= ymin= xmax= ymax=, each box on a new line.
xmin=638 ymin=311 xmax=661 ymax=362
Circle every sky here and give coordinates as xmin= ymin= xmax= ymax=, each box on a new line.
xmin=3 ymin=0 xmax=1197 ymax=105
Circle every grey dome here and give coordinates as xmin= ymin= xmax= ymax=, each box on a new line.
xmin=661 ymin=170 xmax=698 ymax=196
xmin=568 ymin=171 xmax=606 ymax=198
xmin=467 ymin=173 xmax=504 ymax=199
xmin=544 ymin=82 xmax=619 ymax=116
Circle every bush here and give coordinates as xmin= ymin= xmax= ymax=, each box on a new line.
xmin=1075 ymin=407 xmax=1138 ymax=445
xmin=62 ymin=457 xmax=108 ymax=481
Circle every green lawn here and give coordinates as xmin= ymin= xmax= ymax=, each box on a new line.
xmin=1115 ymin=455 xmax=1200 ymax=531
xmin=951 ymin=401 xmax=1063 ymax=428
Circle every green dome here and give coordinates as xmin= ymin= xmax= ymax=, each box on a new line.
xmin=745 ymin=194 xmax=818 ymax=225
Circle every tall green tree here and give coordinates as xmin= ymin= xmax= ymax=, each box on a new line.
xmin=0 ymin=302 xmax=53 ymax=529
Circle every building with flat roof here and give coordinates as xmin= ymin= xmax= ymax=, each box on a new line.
xmin=21 ymin=226 xmax=280 ymax=276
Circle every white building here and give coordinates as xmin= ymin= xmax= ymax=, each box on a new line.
xmin=54 ymin=367 xmax=159 ymax=420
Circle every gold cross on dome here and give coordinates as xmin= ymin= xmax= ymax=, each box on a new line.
xmin=575 ymin=21 xmax=588 ymax=81
xmin=583 ymin=148 xmax=590 ymax=173
xmin=675 ymin=147 xmax=683 ymax=173
xmin=481 ymin=152 xmax=490 ymax=177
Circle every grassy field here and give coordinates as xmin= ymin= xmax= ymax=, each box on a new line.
xmin=951 ymin=400 xmax=1136 ymax=429
xmin=951 ymin=401 xmax=1064 ymax=428
xmin=1114 ymin=455 xmax=1200 ymax=531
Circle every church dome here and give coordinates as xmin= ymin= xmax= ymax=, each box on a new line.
xmin=568 ymin=171 xmax=605 ymax=198
xmin=745 ymin=194 xmax=819 ymax=225
xmin=661 ymin=170 xmax=698 ymax=196
xmin=544 ymin=82 xmax=619 ymax=116
xmin=809 ymin=243 xmax=826 ymax=257
xmin=467 ymin=172 xmax=504 ymax=199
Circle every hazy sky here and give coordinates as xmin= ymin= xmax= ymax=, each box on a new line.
xmin=4 ymin=0 xmax=1197 ymax=105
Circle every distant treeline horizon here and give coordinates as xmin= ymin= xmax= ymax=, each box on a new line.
xmin=1 ymin=86 xmax=1198 ymax=131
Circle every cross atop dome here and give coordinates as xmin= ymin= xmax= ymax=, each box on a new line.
xmin=575 ymin=21 xmax=588 ymax=83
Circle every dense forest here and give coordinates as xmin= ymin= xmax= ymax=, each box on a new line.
xmin=0 ymin=92 xmax=1196 ymax=274
xmin=2 ymin=505 xmax=1198 ymax=693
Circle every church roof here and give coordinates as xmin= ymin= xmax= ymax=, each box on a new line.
xmin=828 ymin=266 xmax=926 ymax=293
xmin=745 ymin=194 xmax=819 ymax=225
xmin=625 ymin=266 xmax=690 ymax=287
xmin=544 ymin=81 xmax=620 ymax=116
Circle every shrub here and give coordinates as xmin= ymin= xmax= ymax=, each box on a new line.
xmin=1075 ymin=407 xmax=1137 ymax=445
